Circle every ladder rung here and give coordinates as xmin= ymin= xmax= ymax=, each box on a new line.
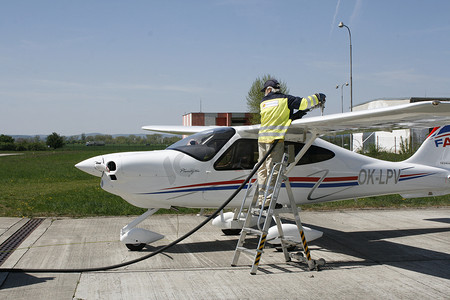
xmin=272 ymin=207 xmax=293 ymax=214
xmin=236 ymin=246 xmax=260 ymax=256
xmin=232 ymin=151 xmax=319 ymax=275
xmin=242 ymin=227 xmax=265 ymax=235
xmin=250 ymin=207 xmax=289 ymax=217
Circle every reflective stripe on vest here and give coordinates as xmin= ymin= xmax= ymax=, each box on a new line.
xmin=299 ymin=94 xmax=319 ymax=111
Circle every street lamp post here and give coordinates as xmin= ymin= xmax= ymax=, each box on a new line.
xmin=336 ymin=82 xmax=349 ymax=147
xmin=338 ymin=22 xmax=353 ymax=112
xmin=339 ymin=21 xmax=353 ymax=151
xmin=336 ymin=82 xmax=349 ymax=114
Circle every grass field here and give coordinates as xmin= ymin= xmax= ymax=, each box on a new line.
xmin=0 ymin=146 xmax=154 ymax=217
xmin=0 ymin=146 xmax=449 ymax=217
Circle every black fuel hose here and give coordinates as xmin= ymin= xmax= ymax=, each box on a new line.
xmin=1 ymin=139 xmax=279 ymax=273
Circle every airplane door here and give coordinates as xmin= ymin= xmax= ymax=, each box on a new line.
xmin=203 ymin=138 xmax=258 ymax=206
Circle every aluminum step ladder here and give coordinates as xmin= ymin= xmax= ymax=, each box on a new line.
xmin=231 ymin=152 xmax=322 ymax=274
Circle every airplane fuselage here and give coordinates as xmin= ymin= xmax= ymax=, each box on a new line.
xmin=74 ymin=103 xmax=450 ymax=250
xmin=76 ymin=127 xmax=450 ymax=209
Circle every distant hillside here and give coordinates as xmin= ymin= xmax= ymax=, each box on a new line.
xmin=9 ymin=133 xmax=178 ymax=140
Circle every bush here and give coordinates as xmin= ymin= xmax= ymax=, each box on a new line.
xmin=0 ymin=134 xmax=16 ymax=150
xmin=15 ymin=140 xmax=47 ymax=151
xmin=0 ymin=142 xmax=16 ymax=150
xmin=28 ymin=142 xmax=47 ymax=151
xmin=46 ymin=132 xmax=65 ymax=149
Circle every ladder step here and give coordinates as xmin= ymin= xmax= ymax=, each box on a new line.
xmin=250 ymin=207 xmax=291 ymax=216
xmin=236 ymin=246 xmax=260 ymax=256
xmin=242 ymin=227 xmax=265 ymax=235
xmin=273 ymin=207 xmax=293 ymax=214
xmin=231 ymin=151 xmax=318 ymax=275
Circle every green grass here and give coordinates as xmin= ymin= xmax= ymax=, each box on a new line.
xmin=1 ymin=149 xmax=139 ymax=217
xmin=0 ymin=146 xmax=201 ymax=217
xmin=300 ymin=194 xmax=450 ymax=211
xmin=0 ymin=146 xmax=449 ymax=217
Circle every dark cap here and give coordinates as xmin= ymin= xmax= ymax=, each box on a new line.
xmin=261 ymin=79 xmax=280 ymax=92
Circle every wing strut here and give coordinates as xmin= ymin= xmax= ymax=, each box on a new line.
xmin=285 ymin=131 xmax=319 ymax=175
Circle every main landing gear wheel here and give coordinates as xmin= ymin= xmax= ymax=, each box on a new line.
xmin=222 ymin=229 xmax=242 ymax=235
xmin=126 ymin=243 xmax=146 ymax=251
xmin=314 ymin=258 xmax=326 ymax=271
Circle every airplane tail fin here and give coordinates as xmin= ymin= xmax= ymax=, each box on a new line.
xmin=404 ymin=125 xmax=450 ymax=170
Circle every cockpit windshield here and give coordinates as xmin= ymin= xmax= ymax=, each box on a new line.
xmin=167 ymin=127 xmax=236 ymax=161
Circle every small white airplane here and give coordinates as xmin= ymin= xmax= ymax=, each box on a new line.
xmin=76 ymin=100 xmax=450 ymax=251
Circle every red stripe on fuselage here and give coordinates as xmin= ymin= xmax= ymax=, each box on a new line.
xmin=162 ymin=176 xmax=359 ymax=192
xmin=399 ymin=173 xmax=427 ymax=179
xmin=162 ymin=179 xmax=256 ymax=191
xmin=289 ymin=176 xmax=358 ymax=182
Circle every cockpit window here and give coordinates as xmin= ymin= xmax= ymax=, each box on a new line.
xmin=167 ymin=127 xmax=236 ymax=161
xmin=214 ymin=139 xmax=335 ymax=170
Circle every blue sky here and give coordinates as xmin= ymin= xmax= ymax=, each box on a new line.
xmin=1 ymin=0 xmax=449 ymax=135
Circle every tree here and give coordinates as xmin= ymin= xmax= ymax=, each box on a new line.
xmin=0 ymin=134 xmax=14 ymax=144
xmin=46 ymin=132 xmax=65 ymax=149
xmin=0 ymin=134 xmax=15 ymax=150
xmin=246 ymin=74 xmax=289 ymax=124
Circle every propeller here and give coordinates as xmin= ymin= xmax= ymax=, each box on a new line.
xmin=94 ymin=157 xmax=109 ymax=173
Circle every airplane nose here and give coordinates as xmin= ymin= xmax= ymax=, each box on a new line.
xmin=75 ymin=156 xmax=105 ymax=177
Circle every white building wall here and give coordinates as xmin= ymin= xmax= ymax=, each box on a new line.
xmin=183 ymin=114 xmax=191 ymax=126
xmin=352 ymin=99 xmax=411 ymax=153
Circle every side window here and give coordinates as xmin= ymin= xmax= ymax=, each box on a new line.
xmin=214 ymin=139 xmax=258 ymax=170
xmin=214 ymin=139 xmax=335 ymax=170
xmin=286 ymin=142 xmax=335 ymax=165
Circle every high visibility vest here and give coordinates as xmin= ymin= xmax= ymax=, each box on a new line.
xmin=258 ymin=97 xmax=292 ymax=143
xmin=258 ymin=94 xmax=319 ymax=143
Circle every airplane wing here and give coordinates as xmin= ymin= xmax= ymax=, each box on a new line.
xmin=143 ymin=101 xmax=450 ymax=137
xmin=286 ymin=100 xmax=450 ymax=135
xmin=142 ymin=125 xmax=220 ymax=135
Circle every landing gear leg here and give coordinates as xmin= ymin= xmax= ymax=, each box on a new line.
xmin=120 ymin=208 xmax=164 ymax=251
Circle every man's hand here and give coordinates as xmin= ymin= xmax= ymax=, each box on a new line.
xmin=315 ymin=93 xmax=326 ymax=105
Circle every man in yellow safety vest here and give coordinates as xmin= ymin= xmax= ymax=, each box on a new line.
xmin=258 ymin=78 xmax=326 ymax=208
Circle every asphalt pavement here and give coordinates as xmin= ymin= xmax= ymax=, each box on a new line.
xmin=0 ymin=208 xmax=449 ymax=299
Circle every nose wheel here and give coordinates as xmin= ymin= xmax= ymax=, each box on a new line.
xmin=120 ymin=208 xmax=164 ymax=251
xmin=126 ymin=243 xmax=146 ymax=251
